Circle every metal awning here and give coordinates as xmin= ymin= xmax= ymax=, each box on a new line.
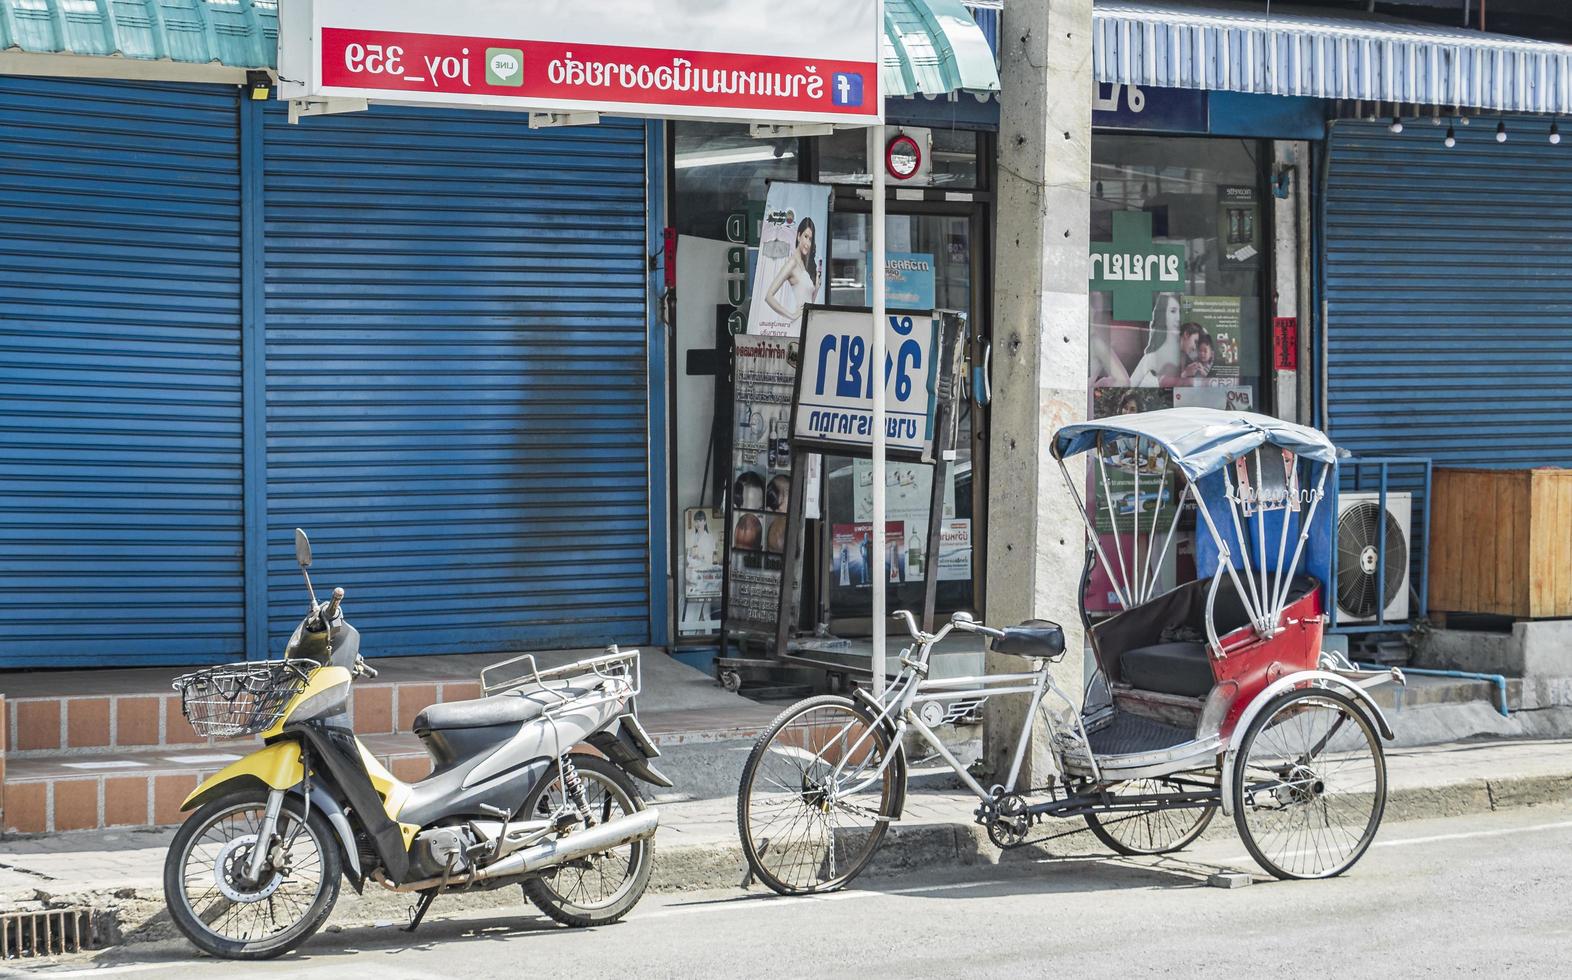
xmin=0 ymin=0 xmax=276 ymax=82
xmin=1 ymin=0 xmax=999 ymax=102
xmin=885 ymin=0 xmax=1000 ymax=99
xmin=1094 ymin=0 xmax=1572 ymax=115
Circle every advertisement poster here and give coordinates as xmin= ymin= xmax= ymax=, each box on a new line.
xmin=1172 ymin=384 xmax=1254 ymax=412
xmin=1085 ymin=531 xmax=1180 ymax=613
xmin=937 ymin=519 xmax=972 ymax=582
xmin=830 ymin=521 xmax=906 ymax=586
xmin=864 ymin=251 xmax=936 ymax=310
xmin=793 ymin=307 xmax=941 ymax=459
xmin=1089 ymin=387 xmax=1177 ymax=535
xmin=678 ymin=507 xmax=722 ymax=636
xmin=725 ymin=335 xmax=805 ymax=632
xmin=746 ymin=182 xmax=832 ymax=337
xmin=1179 ymin=295 xmax=1247 ymax=382
xmin=1218 ymin=185 xmax=1260 ymax=268
xmin=851 ymin=459 xmax=956 ymax=524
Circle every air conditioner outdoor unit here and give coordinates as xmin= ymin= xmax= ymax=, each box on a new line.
xmin=1335 ymin=491 xmax=1412 ymax=625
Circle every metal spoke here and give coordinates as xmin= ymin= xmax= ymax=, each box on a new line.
xmin=1237 ymin=694 xmax=1384 ymax=878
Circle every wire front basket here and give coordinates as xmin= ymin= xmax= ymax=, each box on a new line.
xmin=172 ymin=660 xmax=317 ymax=739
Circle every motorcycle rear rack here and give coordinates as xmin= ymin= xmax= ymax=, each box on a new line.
xmin=479 ymin=646 xmax=642 ymax=716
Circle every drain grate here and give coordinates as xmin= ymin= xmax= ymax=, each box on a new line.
xmin=0 ymin=907 xmax=97 ymax=959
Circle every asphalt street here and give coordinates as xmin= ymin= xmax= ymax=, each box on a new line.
xmin=11 ymin=803 xmax=1572 ymax=979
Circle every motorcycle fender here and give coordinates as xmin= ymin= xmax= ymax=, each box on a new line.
xmin=180 ymin=744 xmax=364 ymax=891
xmin=182 ymin=741 xmax=304 ymax=811
xmin=585 ymin=717 xmax=674 ymax=788
xmin=308 ymin=785 xmax=364 ymax=891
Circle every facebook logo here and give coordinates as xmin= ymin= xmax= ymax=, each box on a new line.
xmin=831 ymin=72 xmax=864 ymax=107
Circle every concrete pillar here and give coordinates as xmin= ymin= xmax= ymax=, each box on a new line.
xmin=982 ymin=0 xmax=1093 ymax=787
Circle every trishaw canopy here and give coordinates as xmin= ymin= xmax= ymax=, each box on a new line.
xmin=1051 ymin=408 xmax=1342 ymax=482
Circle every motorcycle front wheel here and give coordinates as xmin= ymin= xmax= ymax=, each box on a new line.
xmin=163 ymin=790 xmax=342 ymax=959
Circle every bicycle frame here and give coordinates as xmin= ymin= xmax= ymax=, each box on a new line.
xmin=826 ymin=612 xmax=1100 ymax=806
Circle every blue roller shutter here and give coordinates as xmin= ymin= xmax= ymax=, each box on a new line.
xmin=1324 ymin=118 xmax=1572 ymax=467
xmin=261 ymin=105 xmax=651 ymax=657
xmin=0 ymin=77 xmax=245 ymax=667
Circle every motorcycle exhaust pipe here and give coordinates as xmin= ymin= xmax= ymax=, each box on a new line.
xmin=500 ymin=807 xmax=660 ymax=879
xmin=393 ymin=808 xmax=660 ymax=892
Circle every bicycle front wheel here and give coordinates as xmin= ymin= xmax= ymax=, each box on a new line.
xmin=737 ymin=695 xmax=902 ymax=895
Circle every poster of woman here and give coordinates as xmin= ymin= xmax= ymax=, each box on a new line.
xmin=746 ymin=181 xmax=832 ymax=337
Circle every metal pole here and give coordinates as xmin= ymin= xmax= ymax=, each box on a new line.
xmin=870 ymin=123 xmax=887 ymax=696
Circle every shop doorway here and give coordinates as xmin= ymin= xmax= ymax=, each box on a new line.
xmin=819 ymin=202 xmax=990 ymax=637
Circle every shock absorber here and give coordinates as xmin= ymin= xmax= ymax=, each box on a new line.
xmin=559 ymin=754 xmax=593 ymax=826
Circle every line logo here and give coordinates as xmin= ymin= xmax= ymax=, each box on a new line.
xmin=486 ymin=47 xmax=523 ymax=86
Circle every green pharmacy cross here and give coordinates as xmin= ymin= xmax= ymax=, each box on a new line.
xmin=1090 ymin=211 xmax=1187 ymax=321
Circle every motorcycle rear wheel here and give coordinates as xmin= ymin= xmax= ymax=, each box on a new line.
xmin=163 ymin=789 xmax=341 ymax=959
xmin=519 ymin=754 xmax=654 ymax=927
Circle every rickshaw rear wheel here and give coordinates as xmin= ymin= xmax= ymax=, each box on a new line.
xmin=1231 ymin=687 xmax=1386 ymax=880
xmin=1085 ymin=780 xmax=1218 ymax=856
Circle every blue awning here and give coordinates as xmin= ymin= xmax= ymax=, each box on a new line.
xmin=1093 ymin=0 xmax=1572 ymax=115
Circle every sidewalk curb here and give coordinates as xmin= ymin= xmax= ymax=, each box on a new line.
xmin=14 ymin=771 xmax=1572 ymax=952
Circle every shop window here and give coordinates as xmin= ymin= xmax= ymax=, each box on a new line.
xmin=817 ymin=126 xmax=979 ymax=188
xmin=821 ymin=211 xmax=977 ymax=620
xmin=672 ymin=122 xmax=799 ymax=239
xmin=1086 ymin=135 xmax=1267 ymax=612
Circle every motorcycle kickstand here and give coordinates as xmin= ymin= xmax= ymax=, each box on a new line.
xmin=404 ymin=888 xmax=439 ymax=933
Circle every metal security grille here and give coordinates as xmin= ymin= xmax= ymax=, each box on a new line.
xmin=259 ymin=105 xmax=652 ymax=656
xmin=0 ymin=77 xmax=246 ymax=668
xmin=1323 ymin=118 xmax=1572 ymax=467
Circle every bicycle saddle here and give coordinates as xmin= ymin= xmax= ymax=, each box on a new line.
xmin=990 ymin=620 xmax=1066 ymax=659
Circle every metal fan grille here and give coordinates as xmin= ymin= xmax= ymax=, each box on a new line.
xmin=1336 ymin=502 xmax=1409 ymax=618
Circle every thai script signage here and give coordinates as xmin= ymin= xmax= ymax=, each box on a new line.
xmin=1089 ymin=211 xmax=1188 ymax=321
xmin=792 ymin=306 xmax=940 ymax=461
xmin=1092 ymin=82 xmax=1208 ymax=133
xmin=280 ymin=1 xmax=883 ymax=125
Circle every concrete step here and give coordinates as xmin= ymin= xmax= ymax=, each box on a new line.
xmin=0 ymin=701 xmax=780 ymax=834
xmin=0 ymin=649 xmax=781 ymax=760
xmin=0 ymin=676 xmax=486 ymax=759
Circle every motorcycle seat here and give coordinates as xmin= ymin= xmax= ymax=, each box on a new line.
xmin=413 ymin=684 xmax=598 ymax=734
xmin=989 ymin=620 xmax=1066 ymax=660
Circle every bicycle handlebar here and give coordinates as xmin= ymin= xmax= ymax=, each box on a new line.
xmin=891 ymin=609 xmax=1005 ymax=644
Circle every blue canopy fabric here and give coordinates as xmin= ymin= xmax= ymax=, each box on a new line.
xmin=1192 ymin=467 xmax=1337 ymax=593
xmin=1052 ymin=407 xmax=1341 ymax=482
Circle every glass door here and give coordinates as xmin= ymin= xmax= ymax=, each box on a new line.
xmin=821 ymin=210 xmax=980 ymax=629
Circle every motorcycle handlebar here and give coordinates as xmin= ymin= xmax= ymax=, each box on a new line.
xmin=324 ymin=587 xmax=344 ymax=624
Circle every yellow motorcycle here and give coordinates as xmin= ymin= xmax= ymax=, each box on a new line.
xmin=163 ymin=529 xmax=666 ymax=959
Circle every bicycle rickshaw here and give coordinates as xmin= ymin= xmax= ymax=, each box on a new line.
xmin=736 ymin=408 xmax=1402 ymax=892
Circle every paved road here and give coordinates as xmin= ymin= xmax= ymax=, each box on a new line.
xmin=13 ymin=804 xmax=1572 ymax=979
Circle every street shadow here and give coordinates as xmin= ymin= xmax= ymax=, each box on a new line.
xmin=44 ymin=851 xmax=1269 ymax=971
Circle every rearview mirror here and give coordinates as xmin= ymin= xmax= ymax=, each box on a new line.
xmin=294 ymin=528 xmax=312 ymax=568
